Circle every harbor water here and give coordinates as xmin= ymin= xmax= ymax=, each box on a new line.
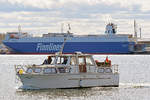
xmin=0 ymin=55 xmax=150 ymax=100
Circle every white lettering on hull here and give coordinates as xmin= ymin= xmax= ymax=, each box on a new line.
xmin=36 ymin=43 xmax=62 ymax=51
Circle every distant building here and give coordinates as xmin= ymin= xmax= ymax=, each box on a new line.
xmin=0 ymin=33 xmax=5 ymax=44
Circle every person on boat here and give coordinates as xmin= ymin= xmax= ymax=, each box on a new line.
xmin=43 ymin=56 xmax=52 ymax=64
xmin=105 ymin=56 xmax=109 ymax=64
xmin=62 ymin=57 xmax=68 ymax=64
xmin=105 ymin=56 xmax=111 ymax=66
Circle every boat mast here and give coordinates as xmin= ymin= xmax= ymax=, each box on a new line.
xmin=59 ymin=24 xmax=71 ymax=54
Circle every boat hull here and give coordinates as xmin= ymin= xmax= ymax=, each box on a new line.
xmin=3 ymin=42 xmax=134 ymax=54
xmin=18 ymin=73 xmax=119 ymax=89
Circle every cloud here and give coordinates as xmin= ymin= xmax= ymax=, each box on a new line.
xmin=0 ymin=0 xmax=149 ymax=38
xmin=0 ymin=10 xmax=149 ymax=36
xmin=0 ymin=0 xmax=150 ymax=12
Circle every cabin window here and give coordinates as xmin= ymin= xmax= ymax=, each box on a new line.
xmin=51 ymin=68 xmax=56 ymax=73
xmin=26 ymin=68 xmax=33 ymax=73
xmin=34 ymin=68 xmax=42 ymax=73
xmin=58 ymin=67 xmax=66 ymax=73
xmin=43 ymin=68 xmax=57 ymax=74
xmin=56 ymin=56 xmax=68 ymax=65
xmin=86 ymin=57 xmax=94 ymax=65
xmin=105 ymin=68 xmax=112 ymax=73
xmin=79 ymin=57 xmax=85 ymax=65
xmin=97 ymin=68 xmax=104 ymax=73
xmin=56 ymin=57 xmax=61 ymax=64
xmin=51 ymin=57 xmax=55 ymax=64
xmin=70 ymin=56 xmax=77 ymax=66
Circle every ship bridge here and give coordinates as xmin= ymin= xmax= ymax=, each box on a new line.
xmin=105 ymin=23 xmax=117 ymax=35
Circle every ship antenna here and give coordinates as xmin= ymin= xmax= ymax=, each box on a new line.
xmin=134 ymin=20 xmax=138 ymax=43
xmin=61 ymin=23 xmax=64 ymax=33
xmin=18 ymin=25 xmax=22 ymax=34
xmin=139 ymin=27 xmax=142 ymax=38
xmin=134 ymin=20 xmax=137 ymax=38
xmin=68 ymin=23 xmax=71 ymax=32
xmin=59 ymin=24 xmax=71 ymax=54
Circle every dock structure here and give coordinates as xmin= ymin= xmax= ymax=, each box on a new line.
xmin=137 ymin=38 xmax=150 ymax=53
xmin=0 ymin=33 xmax=9 ymax=54
xmin=0 ymin=33 xmax=5 ymax=44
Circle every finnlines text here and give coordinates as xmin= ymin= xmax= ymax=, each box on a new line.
xmin=36 ymin=43 xmax=62 ymax=51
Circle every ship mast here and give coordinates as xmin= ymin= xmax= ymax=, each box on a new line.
xmin=134 ymin=20 xmax=138 ymax=43
xmin=139 ymin=27 xmax=142 ymax=38
xmin=61 ymin=23 xmax=64 ymax=33
xmin=18 ymin=25 xmax=22 ymax=34
xmin=59 ymin=24 xmax=71 ymax=54
xmin=134 ymin=20 xmax=137 ymax=38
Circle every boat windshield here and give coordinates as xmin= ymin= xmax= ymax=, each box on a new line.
xmin=56 ymin=56 xmax=69 ymax=65
xmin=70 ymin=56 xmax=77 ymax=66
xmin=86 ymin=57 xmax=94 ymax=66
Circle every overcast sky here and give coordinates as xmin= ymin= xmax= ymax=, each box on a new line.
xmin=0 ymin=0 xmax=150 ymax=37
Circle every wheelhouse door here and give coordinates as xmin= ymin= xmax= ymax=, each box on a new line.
xmin=85 ymin=56 xmax=95 ymax=72
xmin=70 ymin=56 xmax=78 ymax=73
xmin=78 ymin=56 xmax=86 ymax=73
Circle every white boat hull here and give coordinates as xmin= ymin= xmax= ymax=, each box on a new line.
xmin=18 ymin=73 xmax=119 ymax=89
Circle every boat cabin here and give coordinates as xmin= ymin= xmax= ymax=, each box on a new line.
xmin=16 ymin=52 xmax=114 ymax=75
xmin=15 ymin=53 xmax=119 ymax=89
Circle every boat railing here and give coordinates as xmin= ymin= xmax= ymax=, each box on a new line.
xmin=112 ymin=64 xmax=119 ymax=73
xmin=14 ymin=65 xmax=32 ymax=73
xmin=15 ymin=64 xmax=72 ymax=74
xmin=15 ymin=64 xmax=119 ymax=74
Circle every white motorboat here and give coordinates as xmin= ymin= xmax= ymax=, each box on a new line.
xmin=15 ymin=52 xmax=119 ymax=89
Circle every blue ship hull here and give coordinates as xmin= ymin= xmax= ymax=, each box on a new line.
xmin=3 ymin=42 xmax=135 ymax=54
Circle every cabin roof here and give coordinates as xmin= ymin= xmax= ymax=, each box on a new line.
xmin=48 ymin=53 xmax=92 ymax=57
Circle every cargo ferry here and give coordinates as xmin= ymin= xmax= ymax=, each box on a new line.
xmin=3 ymin=23 xmax=136 ymax=54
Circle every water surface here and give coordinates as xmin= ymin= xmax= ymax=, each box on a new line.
xmin=0 ymin=55 xmax=150 ymax=100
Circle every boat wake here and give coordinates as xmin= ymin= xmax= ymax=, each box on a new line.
xmin=119 ymin=83 xmax=150 ymax=88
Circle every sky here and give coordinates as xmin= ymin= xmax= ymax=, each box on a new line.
xmin=0 ymin=0 xmax=150 ymax=38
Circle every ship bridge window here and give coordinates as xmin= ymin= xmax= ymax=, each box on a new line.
xmin=56 ymin=56 xmax=68 ymax=65
xmin=70 ymin=56 xmax=77 ymax=66
xmin=86 ymin=57 xmax=94 ymax=66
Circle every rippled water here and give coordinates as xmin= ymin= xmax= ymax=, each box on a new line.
xmin=0 ymin=55 xmax=150 ymax=100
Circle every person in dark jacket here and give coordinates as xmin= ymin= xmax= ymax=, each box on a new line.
xmin=62 ymin=57 xmax=68 ymax=64
xmin=43 ymin=56 xmax=52 ymax=64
